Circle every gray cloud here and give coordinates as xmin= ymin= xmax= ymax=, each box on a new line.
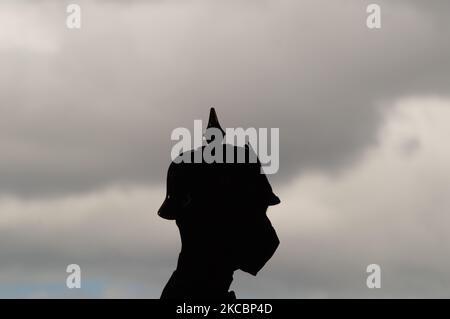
xmin=1 ymin=98 xmax=450 ymax=298
xmin=1 ymin=0 xmax=449 ymax=197
xmin=0 ymin=185 xmax=176 ymax=297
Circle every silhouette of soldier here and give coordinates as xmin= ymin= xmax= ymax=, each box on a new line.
xmin=159 ymin=108 xmax=280 ymax=299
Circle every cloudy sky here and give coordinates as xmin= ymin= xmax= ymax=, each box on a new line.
xmin=1 ymin=0 xmax=450 ymax=298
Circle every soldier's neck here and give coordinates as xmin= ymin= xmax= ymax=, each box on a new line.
xmin=176 ymin=249 xmax=235 ymax=293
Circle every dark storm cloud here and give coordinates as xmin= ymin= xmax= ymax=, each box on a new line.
xmin=1 ymin=0 xmax=450 ymax=197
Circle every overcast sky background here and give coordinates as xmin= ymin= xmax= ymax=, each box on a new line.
xmin=1 ymin=0 xmax=450 ymax=298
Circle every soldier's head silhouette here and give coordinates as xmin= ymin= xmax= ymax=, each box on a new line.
xmin=159 ymin=108 xmax=280 ymax=299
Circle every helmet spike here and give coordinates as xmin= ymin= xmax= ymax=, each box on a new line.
xmin=206 ymin=107 xmax=225 ymax=136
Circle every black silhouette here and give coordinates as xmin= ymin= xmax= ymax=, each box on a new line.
xmin=158 ymin=108 xmax=280 ymax=299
